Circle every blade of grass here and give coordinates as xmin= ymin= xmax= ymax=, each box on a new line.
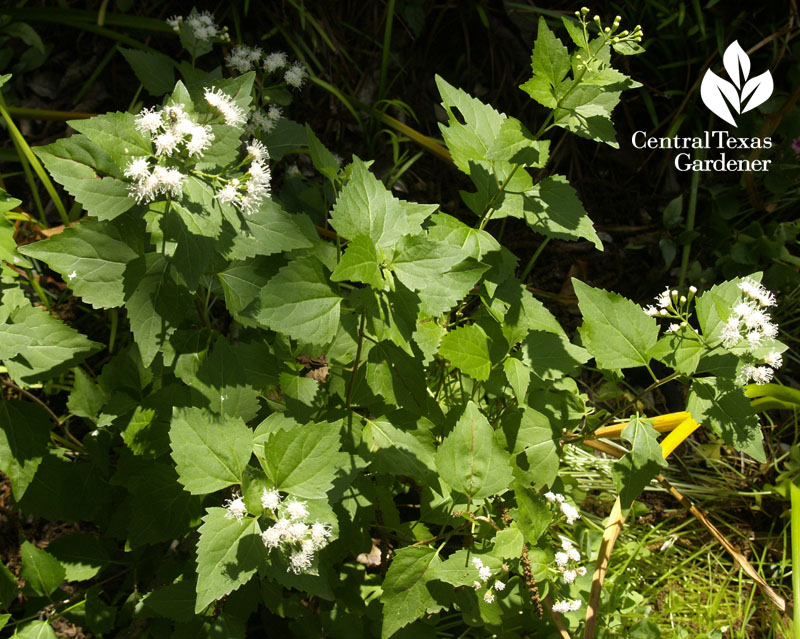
xmin=379 ymin=0 xmax=396 ymax=100
xmin=791 ymin=481 xmax=800 ymax=636
xmin=0 ymin=95 xmax=68 ymax=225
xmin=5 ymin=106 xmax=96 ymax=121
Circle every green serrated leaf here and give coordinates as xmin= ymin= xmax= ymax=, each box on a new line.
xmin=123 ymin=253 xmax=194 ymax=367
xmin=485 ymin=117 xmax=550 ymax=167
xmin=429 ymin=549 xmax=501 ymax=587
xmin=331 ymin=234 xmax=387 ymax=289
xmin=390 ymin=234 xmax=464 ymax=293
xmin=68 ymin=111 xmax=152 ymax=168
xmin=438 ymin=324 xmax=492 ymax=381
xmin=435 ymin=401 xmax=513 ymax=501
xmin=0 ymin=400 xmax=51 ymax=500
xmin=21 ymin=218 xmax=141 ymax=308
xmin=522 ymin=330 xmax=591 ymax=382
xmin=514 ymin=481 xmax=551 ymax=544
xmin=523 ymin=176 xmax=602 ymax=249
xmin=687 ymin=377 xmax=765 ymax=462
xmin=361 ymin=416 xmax=437 ymax=486
xmin=503 ymin=357 xmax=530 ymax=404
xmin=46 ymin=533 xmax=109 ymax=582
xmin=530 ymin=17 xmax=571 ymax=86
xmin=380 ymin=546 xmax=441 ymax=639
xmin=649 ymin=327 xmax=705 ymax=375
xmin=500 ymin=407 xmax=560 ymax=489
xmin=170 ymin=406 xmax=253 ymax=495
xmin=14 ymin=621 xmax=57 ymax=639
xmin=249 ymin=257 xmax=341 ymax=346
xmin=435 ymin=75 xmax=506 ymax=175
xmin=259 ymin=421 xmax=345 ymax=498
xmin=573 ymin=279 xmax=658 ymax=369
xmin=330 ymin=157 xmax=436 ymax=247
xmin=0 ymin=561 xmax=16 ymax=608
xmin=119 ymin=48 xmax=175 ymax=96
xmin=195 ymin=508 xmax=263 ymax=613
xmin=20 ymin=541 xmax=64 ymax=597
xmin=492 ymin=527 xmax=524 ymax=559
xmin=0 ymin=302 xmax=101 ymax=385
xmin=695 ymin=278 xmax=745 ymax=346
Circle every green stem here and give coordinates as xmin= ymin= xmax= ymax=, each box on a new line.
xmin=108 ymin=308 xmax=118 ymax=354
xmin=519 ymin=238 xmax=550 ymax=281
xmin=346 ymin=308 xmax=367 ymax=409
xmin=600 ymin=371 xmax=682 ymax=427
xmin=791 ymin=481 xmax=800 ymax=638
xmin=478 ymin=164 xmax=520 ymax=230
xmin=379 ymin=0 xmax=396 ymax=100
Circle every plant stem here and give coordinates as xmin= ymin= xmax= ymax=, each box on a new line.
xmin=520 ymin=238 xmax=550 ymax=281
xmin=678 ymin=147 xmax=702 ymax=287
xmin=791 ymin=481 xmax=800 ymax=638
xmin=346 ymin=308 xmax=366 ymax=409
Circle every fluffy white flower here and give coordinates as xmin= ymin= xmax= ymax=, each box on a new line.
xmin=764 ymin=351 xmax=783 ymax=369
xmin=288 ymin=549 xmax=313 ymax=574
xmin=721 ymin=317 xmax=741 ymax=348
xmin=472 ymin=581 xmax=482 ymax=590
xmin=656 ymin=287 xmax=672 ymax=309
xmin=166 ymin=15 xmax=181 ymax=32
xmin=666 ymin=323 xmax=680 ymax=333
xmin=185 ymin=10 xmax=219 ymax=41
xmin=483 ymin=591 xmax=495 ymax=604
xmin=562 ymin=569 xmax=578 ymax=584
xmin=226 ymin=45 xmax=262 ymax=73
xmin=263 ymin=51 xmax=288 ymax=73
xmin=152 ymin=166 xmax=185 ymax=198
xmin=261 ymin=526 xmax=282 ymax=549
xmin=204 ymin=87 xmax=246 ymax=126
xmin=567 ymin=547 xmax=581 ymax=563
xmin=247 ymin=139 xmax=269 ymax=163
xmin=286 ymin=498 xmax=309 ymax=521
xmin=135 ymin=107 xmax=163 ymax=134
xmin=552 ymin=599 xmax=582 ymax=613
xmin=154 ymin=130 xmax=181 ymax=156
xmin=310 ymin=522 xmax=332 ymax=548
xmin=223 ymin=494 xmax=247 ymax=521
xmin=576 ymin=566 xmax=587 ymax=576
xmin=478 ymin=565 xmax=492 ymax=582
xmin=215 ymin=180 xmax=240 ymax=205
xmin=472 ymin=557 xmax=484 ymax=570
xmin=560 ymin=502 xmax=581 ymax=524
xmin=493 ymin=580 xmax=506 ymax=591
xmin=185 ymin=123 xmax=214 ymax=156
xmin=286 ymin=522 xmax=309 ymax=542
xmin=555 ymin=552 xmax=569 ymax=568
xmin=284 ymin=63 xmax=307 ymax=88
xmin=124 ymin=157 xmax=150 ymax=181
xmin=261 ymin=488 xmax=281 ymax=511
xmin=644 ymin=305 xmax=659 ymax=317
xmin=560 ymin=538 xmax=574 ymax=551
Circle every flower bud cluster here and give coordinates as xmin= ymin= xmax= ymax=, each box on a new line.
xmin=544 ymin=492 xmax=581 ymax=524
xmin=259 ymin=488 xmax=332 ymax=575
xmin=573 ymin=8 xmax=643 ymax=45
xmin=166 ymin=10 xmax=229 ymax=43
xmin=471 ymin=557 xmax=506 ymax=604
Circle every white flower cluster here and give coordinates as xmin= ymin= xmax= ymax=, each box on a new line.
xmin=259 ymin=488 xmax=332 ymax=575
xmin=214 ymin=140 xmax=272 ymax=215
xmin=551 ymin=598 xmax=582 ymax=613
xmin=224 ymin=46 xmax=308 ymax=89
xmin=226 ymin=45 xmax=264 ymax=74
xmin=204 ymin=88 xmax=246 ymax=127
xmin=470 ymin=557 xmax=505 ymax=604
xmin=554 ymin=538 xmax=586 ymax=585
xmin=247 ymin=105 xmax=283 ymax=135
xmin=166 ymin=10 xmax=228 ymax=42
xmin=125 ymin=103 xmax=217 ymax=203
xmin=544 ymin=492 xmax=581 ymax=524
xmin=719 ymin=278 xmax=781 ymax=385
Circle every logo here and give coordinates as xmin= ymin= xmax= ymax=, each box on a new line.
xmin=700 ymin=41 xmax=773 ymax=127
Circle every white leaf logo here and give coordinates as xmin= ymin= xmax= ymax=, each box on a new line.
xmin=700 ymin=41 xmax=773 ymax=127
